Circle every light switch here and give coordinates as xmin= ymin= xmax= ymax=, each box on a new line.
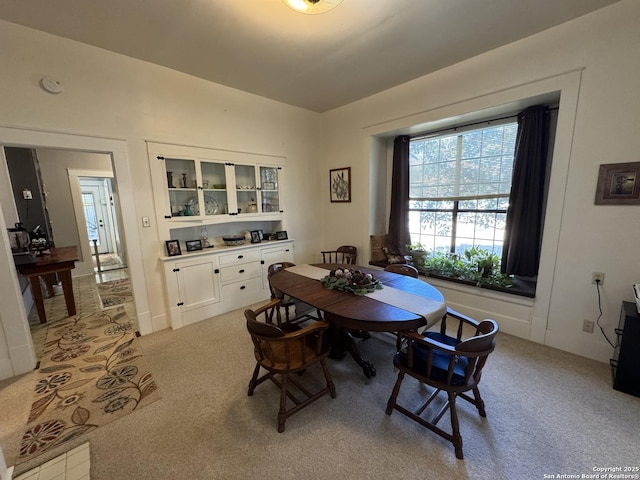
xmin=142 ymin=216 xmax=150 ymax=227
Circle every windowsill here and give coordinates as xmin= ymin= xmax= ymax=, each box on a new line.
xmin=368 ymin=261 xmax=536 ymax=298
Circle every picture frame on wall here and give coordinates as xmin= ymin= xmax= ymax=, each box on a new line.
xmin=594 ymin=162 xmax=640 ymax=205
xmin=166 ymin=240 xmax=181 ymax=257
xmin=330 ymin=167 xmax=351 ymax=203
xmin=185 ymin=239 xmax=203 ymax=252
xmin=250 ymin=230 xmax=261 ymax=243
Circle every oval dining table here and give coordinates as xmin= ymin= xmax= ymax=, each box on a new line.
xmin=269 ymin=263 xmax=447 ymax=378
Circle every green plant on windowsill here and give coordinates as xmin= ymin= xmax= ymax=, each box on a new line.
xmin=424 ymin=247 xmax=513 ymax=288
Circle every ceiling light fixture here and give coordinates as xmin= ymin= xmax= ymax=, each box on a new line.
xmin=282 ymin=0 xmax=343 ymax=15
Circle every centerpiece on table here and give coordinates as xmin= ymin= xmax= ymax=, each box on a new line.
xmin=320 ymin=268 xmax=383 ymax=296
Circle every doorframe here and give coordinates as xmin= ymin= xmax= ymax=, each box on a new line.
xmin=0 ymin=125 xmax=152 ymax=379
xmin=68 ymin=169 xmax=117 ymax=269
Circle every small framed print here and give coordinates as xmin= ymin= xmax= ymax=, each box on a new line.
xmin=276 ymin=231 xmax=288 ymax=240
xmin=594 ymin=162 xmax=640 ymax=205
xmin=250 ymin=230 xmax=261 ymax=243
xmin=257 ymin=229 xmax=264 ymax=241
xmin=262 ymin=182 xmax=276 ymax=190
xmin=185 ymin=239 xmax=203 ymax=252
xmin=166 ymin=240 xmax=182 ymax=257
xmin=330 ymin=167 xmax=351 ymax=203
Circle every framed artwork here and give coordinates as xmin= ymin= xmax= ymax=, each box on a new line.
xmin=257 ymin=229 xmax=264 ymax=241
xmin=166 ymin=240 xmax=181 ymax=256
xmin=276 ymin=231 xmax=288 ymax=240
xmin=594 ymin=162 xmax=640 ymax=205
xmin=185 ymin=239 xmax=203 ymax=252
xmin=250 ymin=230 xmax=261 ymax=243
xmin=330 ymin=167 xmax=351 ymax=203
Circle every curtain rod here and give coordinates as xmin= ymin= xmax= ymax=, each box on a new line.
xmin=410 ymin=106 xmax=558 ymax=141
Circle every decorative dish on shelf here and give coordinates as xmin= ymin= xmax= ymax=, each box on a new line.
xmin=320 ymin=268 xmax=382 ymax=296
xmin=187 ymin=195 xmax=219 ymax=216
xmin=222 ymin=235 xmax=245 ymax=246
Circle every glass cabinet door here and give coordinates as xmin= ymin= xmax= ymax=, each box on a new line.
xmin=200 ymin=161 xmax=229 ymax=217
xmin=234 ymin=164 xmax=258 ymax=215
xmin=165 ymin=158 xmax=198 ymax=217
xmin=259 ymin=166 xmax=280 ymax=214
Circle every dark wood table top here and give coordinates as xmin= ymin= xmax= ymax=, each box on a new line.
xmin=16 ymin=246 xmax=80 ymax=276
xmin=270 ymin=263 xmax=446 ymax=332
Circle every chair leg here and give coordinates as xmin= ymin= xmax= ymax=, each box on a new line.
xmin=385 ymin=371 xmax=405 ymax=415
xmin=448 ymin=391 xmax=463 ymax=459
xmin=319 ymin=359 xmax=337 ymax=398
xmin=278 ymin=373 xmax=288 ymax=433
xmin=248 ymin=363 xmax=261 ymax=396
xmin=472 ymin=386 xmax=486 ymax=417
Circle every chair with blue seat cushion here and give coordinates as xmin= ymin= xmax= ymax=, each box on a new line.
xmin=385 ymin=315 xmax=498 ymax=459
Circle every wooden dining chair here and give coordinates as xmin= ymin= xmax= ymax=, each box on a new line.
xmin=384 ymin=263 xmax=419 ymax=278
xmin=246 ymin=299 xmax=337 ymax=432
xmin=385 ymin=314 xmax=498 ymax=459
xmin=267 ymin=262 xmax=322 ymax=326
xmin=321 ymin=245 xmax=357 ymax=264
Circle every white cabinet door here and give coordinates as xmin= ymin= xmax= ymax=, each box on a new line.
xmin=173 ymin=256 xmax=221 ymax=327
xmin=261 ymin=242 xmax=294 ymax=290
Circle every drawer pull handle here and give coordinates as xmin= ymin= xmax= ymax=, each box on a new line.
xmin=239 ymin=269 xmax=245 ymax=273
xmin=238 ymin=255 xmax=244 ymax=259
xmin=240 ymin=285 xmax=246 ymax=290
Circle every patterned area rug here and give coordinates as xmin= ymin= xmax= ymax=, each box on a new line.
xmin=17 ymin=307 xmax=160 ymax=465
xmin=97 ymin=278 xmax=133 ymax=309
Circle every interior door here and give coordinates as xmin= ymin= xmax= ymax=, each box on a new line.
xmin=81 ymin=180 xmax=113 ymax=254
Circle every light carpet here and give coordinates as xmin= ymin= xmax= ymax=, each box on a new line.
xmin=96 ymin=278 xmax=133 ymax=309
xmin=16 ymin=307 xmax=160 ymax=465
xmin=3 ymin=302 xmax=639 ymax=479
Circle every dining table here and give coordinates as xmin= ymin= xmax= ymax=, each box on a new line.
xmin=269 ymin=263 xmax=447 ymax=378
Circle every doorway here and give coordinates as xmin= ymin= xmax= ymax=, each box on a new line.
xmin=81 ymin=178 xmax=115 ymax=255
xmin=70 ymin=172 xmax=127 ymax=273
xmin=0 ymin=126 xmax=152 ymax=381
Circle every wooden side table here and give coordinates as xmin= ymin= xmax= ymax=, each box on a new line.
xmin=16 ymin=246 xmax=80 ymax=324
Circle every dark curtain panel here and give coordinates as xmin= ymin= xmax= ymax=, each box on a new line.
xmin=501 ymin=105 xmax=550 ymax=276
xmin=388 ymin=135 xmax=411 ymax=255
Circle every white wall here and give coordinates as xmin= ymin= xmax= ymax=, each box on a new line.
xmin=320 ymin=0 xmax=640 ymax=363
xmin=0 ymin=19 xmax=323 ymax=379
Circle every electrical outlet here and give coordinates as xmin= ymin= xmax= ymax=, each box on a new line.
xmin=592 ymin=272 xmax=605 ymax=285
xmin=22 ymin=189 xmax=33 ymax=200
xmin=582 ymin=319 xmax=595 ymax=333
xmin=142 ymin=216 xmax=150 ymax=228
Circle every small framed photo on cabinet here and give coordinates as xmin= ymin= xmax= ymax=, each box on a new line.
xmin=250 ymin=230 xmax=261 ymax=243
xmin=166 ymin=240 xmax=182 ymax=257
xmin=276 ymin=231 xmax=288 ymax=240
xmin=185 ymin=239 xmax=203 ymax=252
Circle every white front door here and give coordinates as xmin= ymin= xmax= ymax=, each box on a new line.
xmin=81 ymin=179 xmax=113 ymax=254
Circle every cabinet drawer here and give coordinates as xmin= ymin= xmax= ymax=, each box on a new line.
xmin=220 ymin=262 xmax=261 ymax=285
xmin=218 ymin=249 xmax=261 ymax=267
xmin=221 ymin=276 xmax=266 ymax=310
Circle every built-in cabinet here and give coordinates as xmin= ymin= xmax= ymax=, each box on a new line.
xmin=161 ymin=234 xmax=293 ymax=329
xmin=150 ymin=142 xmax=293 ymax=328
xmin=147 ymin=142 xmax=285 ymax=240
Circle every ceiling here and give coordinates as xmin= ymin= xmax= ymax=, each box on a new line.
xmin=0 ymin=0 xmax=622 ymax=112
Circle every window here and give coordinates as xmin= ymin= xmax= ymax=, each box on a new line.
xmin=408 ymin=121 xmax=517 ymax=258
